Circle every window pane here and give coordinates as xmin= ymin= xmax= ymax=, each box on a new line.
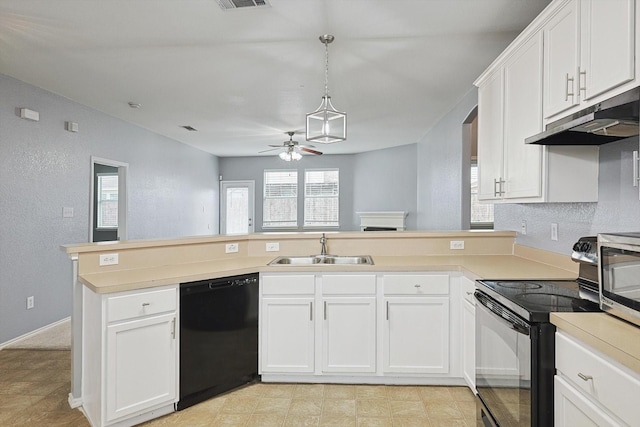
xmin=263 ymin=170 xmax=297 ymax=228
xmin=304 ymin=169 xmax=339 ymax=227
xmin=471 ymin=164 xmax=494 ymax=227
xmin=97 ymin=174 xmax=118 ymax=228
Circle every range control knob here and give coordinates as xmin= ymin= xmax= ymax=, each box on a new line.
xmin=573 ymin=242 xmax=582 ymax=252
xmin=580 ymin=241 xmax=592 ymax=252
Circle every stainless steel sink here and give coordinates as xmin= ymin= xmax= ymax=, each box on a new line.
xmin=268 ymin=255 xmax=374 ymax=266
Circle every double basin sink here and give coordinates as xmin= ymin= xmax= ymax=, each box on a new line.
xmin=268 ymin=254 xmax=374 ymax=266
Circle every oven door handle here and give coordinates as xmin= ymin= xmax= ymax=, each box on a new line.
xmin=475 ymin=291 xmax=530 ymax=336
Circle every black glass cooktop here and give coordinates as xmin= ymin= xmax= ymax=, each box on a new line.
xmin=476 ymin=279 xmax=600 ymax=322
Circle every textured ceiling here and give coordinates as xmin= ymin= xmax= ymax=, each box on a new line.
xmin=0 ymin=0 xmax=551 ymax=157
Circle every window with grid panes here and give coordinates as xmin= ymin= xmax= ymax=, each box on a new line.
xmin=97 ymin=173 xmax=118 ymax=229
xmin=471 ymin=162 xmax=494 ymax=229
xmin=263 ymin=170 xmax=297 ymax=228
xmin=304 ymin=169 xmax=339 ymax=227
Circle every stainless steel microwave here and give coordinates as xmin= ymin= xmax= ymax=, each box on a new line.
xmin=598 ymin=232 xmax=640 ymax=326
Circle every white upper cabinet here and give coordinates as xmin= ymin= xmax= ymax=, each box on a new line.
xmin=477 ymin=69 xmax=504 ymax=201
xmin=544 ymin=0 xmax=581 ymax=118
xmin=544 ymin=0 xmax=636 ymax=119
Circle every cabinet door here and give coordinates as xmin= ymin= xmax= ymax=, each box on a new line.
xmin=322 ymin=297 xmax=376 ymax=373
xmin=462 ymin=298 xmax=476 ymax=391
xmin=544 ymin=0 xmax=580 ymax=118
xmin=105 ymin=312 xmax=177 ymax=422
xmin=261 ymin=298 xmax=314 ymax=373
xmin=477 ymin=68 xmax=505 ymax=201
xmin=383 ymin=297 xmax=450 ymax=374
xmin=503 ymin=33 xmax=543 ymax=199
xmin=554 ymin=376 xmax=621 ymax=427
xmin=580 ymin=0 xmax=635 ymax=101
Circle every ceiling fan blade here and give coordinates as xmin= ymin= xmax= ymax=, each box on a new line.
xmin=258 ymin=147 xmax=283 ymax=153
xmin=300 ymin=147 xmax=323 ymax=155
xmin=268 ymin=144 xmax=285 ymax=147
xmin=297 ymin=144 xmax=316 ymax=149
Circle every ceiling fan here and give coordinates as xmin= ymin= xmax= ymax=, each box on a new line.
xmin=260 ymin=131 xmax=323 ymax=161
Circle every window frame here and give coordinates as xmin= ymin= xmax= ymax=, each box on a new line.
xmin=262 ymin=169 xmax=299 ymax=230
xmin=96 ymin=173 xmax=119 ymax=230
xmin=303 ymin=168 xmax=340 ymax=229
xmin=470 ymin=160 xmax=494 ymax=230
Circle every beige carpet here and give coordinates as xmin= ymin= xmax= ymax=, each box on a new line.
xmin=5 ymin=318 xmax=71 ymax=350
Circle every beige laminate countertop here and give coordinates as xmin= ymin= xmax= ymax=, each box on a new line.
xmin=78 ymin=254 xmax=577 ymax=294
xmin=551 ymin=312 xmax=640 ymax=375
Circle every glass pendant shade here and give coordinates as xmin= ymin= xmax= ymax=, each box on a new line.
xmin=306 ymin=96 xmax=346 ymax=144
xmin=306 ymin=34 xmax=346 ymax=144
xmin=279 ymin=149 xmax=302 ymax=161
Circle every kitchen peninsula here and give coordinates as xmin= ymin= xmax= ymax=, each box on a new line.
xmin=62 ymin=230 xmax=582 ymax=427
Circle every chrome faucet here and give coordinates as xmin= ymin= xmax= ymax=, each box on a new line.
xmin=320 ymin=233 xmax=327 ymax=256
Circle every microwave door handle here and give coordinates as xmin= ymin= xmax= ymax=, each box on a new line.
xmin=476 ymin=294 xmax=530 ymax=336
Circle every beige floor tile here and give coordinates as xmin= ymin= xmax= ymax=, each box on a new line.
xmin=419 ymin=387 xmax=453 ymax=402
xmin=220 ymin=396 xmax=260 ymax=414
xmin=357 ymin=416 xmax=393 ymax=426
xmin=323 ymin=399 xmax=356 ymax=417
xmin=324 ymin=384 xmax=356 ymax=399
xmin=213 ymin=413 xmax=251 ymax=426
xmin=319 ymin=415 xmax=357 ymax=426
xmin=355 ymin=385 xmax=387 ymax=400
xmin=246 ymin=413 xmax=286 ymax=426
xmin=425 ymin=419 xmax=468 ymax=427
xmin=254 ymin=397 xmax=291 ymax=415
xmin=391 ymin=417 xmax=432 ymax=427
xmin=448 ymin=387 xmax=475 ymax=402
xmin=387 ymin=386 xmax=422 ymax=401
xmin=232 ymin=383 xmax=266 ymax=398
xmin=0 ymin=393 xmax=43 ymax=411
xmin=289 ymin=398 xmax=323 ymax=416
xmin=261 ymin=383 xmax=296 ymax=398
xmin=284 ymin=414 xmax=320 ymax=426
xmin=356 ymin=399 xmax=390 ymax=417
xmin=454 ymin=400 xmax=476 ymax=420
xmin=389 ymin=400 xmax=427 ymax=418
xmin=424 ymin=401 xmax=464 ymax=420
xmin=189 ymin=395 xmax=228 ymax=413
xmin=295 ymin=384 xmax=325 ymax=399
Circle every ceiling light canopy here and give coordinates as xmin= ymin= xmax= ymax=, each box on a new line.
xmin=306 ymin=35 xmax=346 ymax=144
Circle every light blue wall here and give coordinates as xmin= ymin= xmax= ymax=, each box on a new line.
xmin=219 ymin=144 xmax=418 ymax=231
xmin=495 ymin=137 xmax=640 ymax=255
xmin=0 ymin=74 xmax=220 ymax=344
xmin=417 ymin=88 xmax=478 ymax=230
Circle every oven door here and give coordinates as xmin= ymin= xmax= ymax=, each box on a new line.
xmin=475 ymin=291 xmax=531 ymax=427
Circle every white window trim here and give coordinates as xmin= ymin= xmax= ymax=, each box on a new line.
xmin=303 ymin=168 xmax=340 ymax=229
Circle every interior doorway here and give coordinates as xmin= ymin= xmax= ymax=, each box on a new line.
xmin=90 ymin=157 xmax=128 ymax=242
xmin=220 ymin=180 xmax=255 ymax=235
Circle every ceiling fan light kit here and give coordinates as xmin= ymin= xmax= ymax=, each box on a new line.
xmin=306 ymin=34 xmax=347 ymax=144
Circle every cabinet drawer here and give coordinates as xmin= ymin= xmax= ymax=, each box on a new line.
xmin=261 ymin=275 xmax=315 ymax=295
xmin=556 ymin=331 xmax=640 ymax=426
xmin=107 ymin=287 xmax=176 ymax=323
xmin=384 ymin=274 xmax=449 ymax=295
xmin=322 ymin=274 xmax=376 ymax=295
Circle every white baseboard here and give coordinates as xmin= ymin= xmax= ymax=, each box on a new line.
xmin=0 ymin=316 xmax=70 ymax=350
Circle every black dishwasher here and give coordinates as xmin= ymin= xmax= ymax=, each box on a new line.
xmin=177 ymin=273 xmax=259 ymax=410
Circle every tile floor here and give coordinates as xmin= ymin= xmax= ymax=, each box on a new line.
xmin=0 ymin=349 xmax=478 ymax=426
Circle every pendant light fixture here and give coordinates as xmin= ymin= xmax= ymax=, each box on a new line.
xmin=306 ymin=34 xmax=347 ymax=144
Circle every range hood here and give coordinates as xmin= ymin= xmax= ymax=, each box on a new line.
xmin=525 ymin=86 xmax=640 ymax=145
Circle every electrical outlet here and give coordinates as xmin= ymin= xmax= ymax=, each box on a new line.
xmin=450 ymin=240 xmax=465 ymax=250
xmin=551 ymin=223 xmax=559 ymax=241
xmin=521 ymin=220 xmax=527 ymax=235
xmin=99 ymin=253 xmax=119 ymax=266
xmin=26 ymin=296 xmax=34 ymax=310
xmin=225 ymin=243 xmax=239 ymax=253
xmin=266 ymin=242 xmax=280 ymax=252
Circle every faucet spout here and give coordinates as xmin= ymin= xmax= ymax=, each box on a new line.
xmin=320 ymin=233 xmax=327 ymax=256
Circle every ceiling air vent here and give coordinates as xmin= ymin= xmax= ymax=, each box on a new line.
xmin=215 ymin=0 xmax=270 ymax=10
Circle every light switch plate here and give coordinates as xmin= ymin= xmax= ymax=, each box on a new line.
xmin=225 ymin=243 xmax=239 ymax=253
xmin=62 ymin=207 xmax=74 ymax=218
xmin=551 ymin=223 xmax=558 ymax=241
xmin=99 ymin=253 xmax=119 ymax=266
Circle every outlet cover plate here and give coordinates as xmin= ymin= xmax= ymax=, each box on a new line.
xmin=99 ymin=253 xmax=119 ymax=266
xmin=225 ymin=243 xmax=239 ymax=253
xmin=266 ymin=242 xmax=280 ymax=252
xmin=450 ymin=240 xmax=465 ymax=250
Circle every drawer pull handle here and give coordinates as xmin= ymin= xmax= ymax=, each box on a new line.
xmin=578 ymin=373 xmax=593 ymax=382
xmin=142 ymin=302 xmax=150 ymax=307
xmin=414 ymin=284 xmax=421 ymax=288
xmin=466 ymin=291 xmax=473 ymax=295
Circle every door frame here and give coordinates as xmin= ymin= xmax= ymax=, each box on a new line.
xmin=90 ymin=156 xmax=129 ymax=242
xmin=220 ymin=180 xmax=255 ymax=234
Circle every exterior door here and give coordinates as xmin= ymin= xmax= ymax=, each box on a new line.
xmin=220 ymin=181 xmax=254 ymax=235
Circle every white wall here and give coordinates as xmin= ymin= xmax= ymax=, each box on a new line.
xmin=417 ymin=88 xmax=477 ymax=230
xmin=0 ymin=74 xmax=220 ymax=344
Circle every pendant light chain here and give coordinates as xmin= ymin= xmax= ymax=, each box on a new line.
xmin=324 ymin=38 xmax=330 ymax=99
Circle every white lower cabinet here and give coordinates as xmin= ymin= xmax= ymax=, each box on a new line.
xmin=82 ymin=285 xmax=179 ymax=427
xmin=260 ymin=274 xmax=315 ymax=374
xmin=555 ymin=331 xmax=640 ymax=427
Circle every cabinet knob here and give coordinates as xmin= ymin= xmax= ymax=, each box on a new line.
xmin=414 ymin=284 xmax=421 ymax=288
xmin=142 ymin=302 xmax=150 ymax=307
xmin=578 ymin=373 xmax=593 ymax=382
